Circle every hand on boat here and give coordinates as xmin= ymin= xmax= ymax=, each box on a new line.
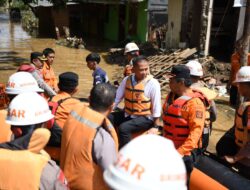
xmin=224 ymin=156 xmax=236 ymax=164
xmin=147 ymin=128 xmax=159 ymax=135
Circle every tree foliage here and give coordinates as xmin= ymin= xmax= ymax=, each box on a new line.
xmin=0 ymin=0 xmax=7 ymax=7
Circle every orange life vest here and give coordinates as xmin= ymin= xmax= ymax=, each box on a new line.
xmin=45 ymin=93 xmax=81 ymax=161
xmin=0 ymin=149 xmax=49 ymax=190
xmin=235 ymin=102 xmax=250 ymax=148
xmin=193 ymin=89 xmax=211 ymax=133
xmin=162 ymin=91 xmax=206 ymax=149
xmin=0 ymin=110 xmax=11 ymax=143
xmin=124 ymin=75 xmax=152 ymax=116
xmin=60 ymin=106 xmax=118 ymax=190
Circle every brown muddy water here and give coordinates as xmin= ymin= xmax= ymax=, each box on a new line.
xmin=0 ymin=12 xmax=120 ymax=99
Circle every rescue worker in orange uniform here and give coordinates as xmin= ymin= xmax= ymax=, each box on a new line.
xmin=18 ymin=52 xmax=57 ymax=97
xmin=186 ymin=60 xmax=218 ymax=151
xmin=216 ymin=66 xmax=250 ymax=179
xmin=0 ymin=72 xmax=44 ymax=143
xmin=109 ymin=56 xmax=161 ymax=148
xmin=50 ymin=72 xmax=81 ymax=129
xmin=60 ymin=83 xmax=118 ymax=190
xmin=42 ymin=48 xmax=58 ymax=92
xmin=0 ymin=92 xmax=68 ymax=189
xmin=162 ymin=65 xmax=206 ymax=178
xmin=45 ymin=72 xmax=82 ymax=161
xmin=227 ymin=49 xmax=250 ymax=106
xmin=123 ymin=42 xmax=140 ymax=77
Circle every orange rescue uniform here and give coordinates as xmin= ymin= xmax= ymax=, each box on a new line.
xmin=0 ymin=110 xmax=11 ymax=143
xmin=162 ymin=92 xmax=206 ymax=156
xmin=50 ymin=91 xmax=81 ymax=129
xmin=0 ymin=149 xmax=49 ymax=190
xmin=45 ymin=92 xmax=82 ymax=161
xmin=235 ymin=101 xmax=250 ymax=148
xmin=230 ymin=52 xmax=250 ymax=87
xmin=42 ymin=62 xmax=58 ymax=91
xmin=60 ymin=106 xmax=118 ymax=190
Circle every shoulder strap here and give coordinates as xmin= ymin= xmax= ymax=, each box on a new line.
xmin=57 ymin=97 xmax=73 ymax=106
xmin=241 ymin=103 xmax=250 ymax=126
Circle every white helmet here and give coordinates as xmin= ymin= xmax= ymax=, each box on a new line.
xmin=104 ymin=135 xmax=187 ymax=190
xmin=186 ymin=60 xmax=203 ymax=77
xmin=6 ymin=92 xmax=54 ymax=126
xmin=124 ymin=42 xmax=139 ymax=55
xmin=234 ymin=66 xmax=250 ymax=83
xmin=5 ymin=72 xmax=43 ymax=95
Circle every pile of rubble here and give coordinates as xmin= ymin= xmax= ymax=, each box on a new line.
xmin=56 ymin=36 xmax=85 ymax=49
xmin=200 ymin=56 xmax=230 ymax=85
xmin=148 ymin=48 xmax=197 ymax=93
xmin=111 ymin=48 xmax=230 ymax=97
xmin=148 ymin=49 xmax=230 ymax=95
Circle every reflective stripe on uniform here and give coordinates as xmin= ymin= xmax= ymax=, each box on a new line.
xmin=70 ymin=111 xmax=100 ymax=129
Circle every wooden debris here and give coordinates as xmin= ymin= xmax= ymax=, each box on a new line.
xmin=149 ymin=48 xmax=197 ymax=90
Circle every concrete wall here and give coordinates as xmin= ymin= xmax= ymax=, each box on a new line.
xmin=165 ymin=0 xmax=183 ymax=48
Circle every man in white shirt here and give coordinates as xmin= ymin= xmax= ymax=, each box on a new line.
xmin=109 ymin=56 xmax=161 ymax=148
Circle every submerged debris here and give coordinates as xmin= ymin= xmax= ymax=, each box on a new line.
xmin=56 ymin=37 xmax=85 ymax=49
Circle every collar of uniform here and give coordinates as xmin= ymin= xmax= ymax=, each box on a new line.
xmin=131 ymin=74 xmax=137 ymax=86
xmin=44 ymin=62 xmax=50 ymax=69
xmin=58 ymin=91 xmax=71 ymax=98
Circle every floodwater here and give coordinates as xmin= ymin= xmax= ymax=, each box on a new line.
xmin=0 ymin=12 xmax=120 ymax=98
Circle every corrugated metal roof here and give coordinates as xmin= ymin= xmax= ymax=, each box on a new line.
xmin=30 ymin=0 xmax=144 ymax=7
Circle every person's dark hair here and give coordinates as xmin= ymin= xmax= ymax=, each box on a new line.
xmin=86 ymin=53 xmax=101 ymax=64
xmin=30 ymin=52 xmax=43 ymax=62
xmin=43 ymin=48 xmax=55 ymax=57
xmin=175 ymin=78 xmax=192 ymax=87
xmin=58 ymin=72 xmax=78 ymax=94
xmin=89 ymin=83 xmax=116 ymax=112
xmin=132 ymin=55 xmax=148 ymax=68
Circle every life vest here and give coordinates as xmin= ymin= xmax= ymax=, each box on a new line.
xmin=192 ymin=89 xmax=211 ymax=134
xmin=163 ymin=93 xmax=192 ymax=149
xmin=0 ymin=149 xmax=49 ymax=190
xmin=0 ymin=110 xmax=11 ymax=143
xmin=60 ymin=106 xmax=118 ymax=190
xmin=46 ymin=95 xmax=81 ymax=161
xmin=235 ymin=102 xmax=250 ymax=148
xmin=124 ymin=75 xmax=152 ymax=116
xmin=162 ymin=91 xmax=206 ymax=149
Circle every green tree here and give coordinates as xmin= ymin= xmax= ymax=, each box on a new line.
xmin=0 ymin=0 xmax=7 ymax=7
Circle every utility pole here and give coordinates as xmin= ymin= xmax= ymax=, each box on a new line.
xmin=239 ymin=0 xmax=250 ymax=66
xmin=204 ymin=0 xmax=214 ymax=57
